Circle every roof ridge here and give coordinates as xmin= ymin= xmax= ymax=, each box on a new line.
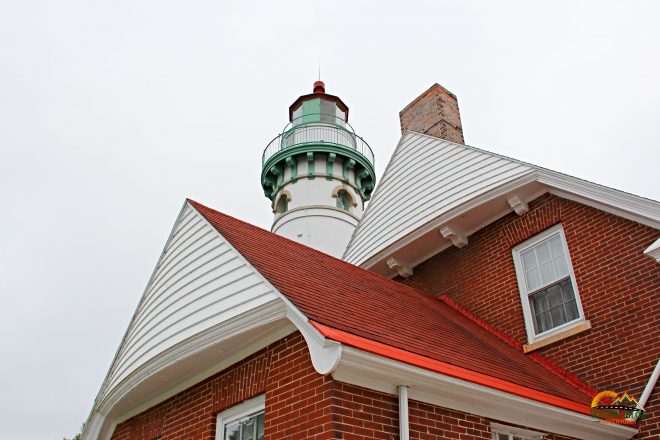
xmin=438 ymin=295 xmax=597 ymax=398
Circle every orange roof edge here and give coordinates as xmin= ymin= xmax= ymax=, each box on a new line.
xmin=438 ymin=295 xmax=598 ymax=398
xmin=310 ymin=320 xmax=591 ymax=416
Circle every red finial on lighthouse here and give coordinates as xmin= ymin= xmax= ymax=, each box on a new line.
xmin=313 ymin=81 xmax=325 ymax=94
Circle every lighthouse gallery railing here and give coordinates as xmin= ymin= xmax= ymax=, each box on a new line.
xmin=262 ymin=121 xmax=374 ymax=168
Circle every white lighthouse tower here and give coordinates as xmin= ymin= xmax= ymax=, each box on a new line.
xmin=261 ymin=81 xmax=376 ymax=258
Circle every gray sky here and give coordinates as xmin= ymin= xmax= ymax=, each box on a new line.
xmin=1 ymin=1 xmax=658 ymax=438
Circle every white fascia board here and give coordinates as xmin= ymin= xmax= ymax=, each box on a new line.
xmin=644 ymin=237 xmax=660 ymax=263
xmin=333 ymin=346 xmax=637 ymax=440
xmin=537 ymin=171 xmax=660 ymax=230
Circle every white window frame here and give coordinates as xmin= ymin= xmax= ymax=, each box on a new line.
xmin=512 ymin=224 xmax=586 ymax=344
xmin=215 ymin=394 xmax=265 ymax=440
xmin=491 ymin=422 xmax=544 ymax=439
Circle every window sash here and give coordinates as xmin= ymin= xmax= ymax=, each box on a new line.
xmin=529 ymin=277 xmax=580 ymax=334
xmin=491 ymin=422 xmax=544 ymax=440
xmin=519 ymin=232 xmax=569 ymax=294
xmin=216 ymin=395 xmax=265 ymax=440
xmin=512 ymin=225 xmax=584 ymax=342
xmin=223 ymin=411 xmax=264 ymax=440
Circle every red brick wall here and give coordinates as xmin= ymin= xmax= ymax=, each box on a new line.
xmin=400 ymin=193 xmax=660 ymax=438
xmin=332 ymin=382 xmax=577 ymax=439
xmin=111 ymin=333 xmax=335 ymax=440
xmin=110 ymin=331 xmax=582 ymax=440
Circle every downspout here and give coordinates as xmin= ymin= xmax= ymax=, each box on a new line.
xmin=398 ymin=385 xmax=409 ymax=440
xmin=639 ymin=359 xmax=660 ymax=410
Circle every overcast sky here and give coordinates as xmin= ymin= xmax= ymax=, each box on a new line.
xmin=1 ymin=1 xmax=659 ymax=439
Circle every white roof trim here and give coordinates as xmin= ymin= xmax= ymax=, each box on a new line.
xmin=348 ymin=131 xmax=660 ymax=270
xmin=537 ymin=170 xmax=660 ymax=229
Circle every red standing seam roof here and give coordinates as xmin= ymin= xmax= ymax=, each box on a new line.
xmin=188 ymin=199 xmax=594 ymax=411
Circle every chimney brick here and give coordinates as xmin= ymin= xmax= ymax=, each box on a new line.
xmin=399 ymin=83 xmax=464 ymax=144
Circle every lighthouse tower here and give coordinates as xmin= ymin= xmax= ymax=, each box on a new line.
xmin=261 ymin=81 xmax=376 ymax=258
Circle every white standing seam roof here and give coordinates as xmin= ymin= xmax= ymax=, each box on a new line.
xmin=343 ymin=131 xmax=535 ymax=264
xmin=343 ymin=131 xmax=660 ymax=266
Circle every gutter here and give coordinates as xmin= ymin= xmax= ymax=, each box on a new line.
xmin=398 ymin=385 xmax=409 ymax=440
xmin=310 ymin=320 xmax=589 ymax=415
xmin=639 ymin=359 xmax=660 ymax=410
xmin=309 ymin=320 xmax=637 ymax=439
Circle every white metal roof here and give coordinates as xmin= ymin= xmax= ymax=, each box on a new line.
xmin=344 ymin=131 xmax=660 ymax=270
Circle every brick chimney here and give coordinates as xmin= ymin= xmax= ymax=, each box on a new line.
xmin=399 ymin=83 xmax=464 ymax=144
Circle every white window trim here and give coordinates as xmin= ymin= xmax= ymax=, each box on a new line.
xmin=215 ymin=394 xmax=265 ymax=440
xmin=512 ymin=224 xmax=586 ymax=344
xmin=491 ymin=422 xmax=545 ymax=439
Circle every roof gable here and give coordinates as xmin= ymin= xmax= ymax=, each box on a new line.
xmin=85 ymin=202 xmax=287 ymax=440
xmin=344 ymin=131 xmax=660 ymax=274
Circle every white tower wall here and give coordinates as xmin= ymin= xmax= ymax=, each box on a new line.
xmin=271 ymin=155 xmax=363 ymax=258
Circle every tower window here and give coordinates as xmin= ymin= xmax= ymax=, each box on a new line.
xmin=336 ymin=190 xmax=351 ymax=211
xmin=275 ymin=195 xmax=288 ymax=214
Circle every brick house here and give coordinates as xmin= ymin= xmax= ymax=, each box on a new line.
xmin=82 ymin=84 xmax=659 ymax=439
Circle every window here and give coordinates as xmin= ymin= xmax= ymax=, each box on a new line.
xmin=512 ymin=224 xmax=585 ymax=343
xmin=275 ymin=194 xmax=288 ymax=214
xmin=320 ymin=99 xmax=338 ymax=124
xmin=216 ymin=395 xmax=265 ymax=440
xmin=336 ymin=189 xmax=351 ymax=211
xmin=491 ymin=423 xmax=544 ymax=440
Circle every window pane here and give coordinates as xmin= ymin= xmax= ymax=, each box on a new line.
xmin=531 ymin=289 xmax=549 ymax=313
xmin=522 ymin=249 xmax=537 ymax=270
xmin=525 ymin=267 xmax=541 ymax=291
xmin=320 ymin=100 xmax=336 ymax=123
xmin=521 ymin=232 xmax=573 ymax=292
xmin=564 ymin=299 xmax=579 ymax=322
xmin=241 ymin=417 xmax=255 ymax=440
xmin=553 ymin=256 xmax=569 ymax=278
xmin=548 ymin=234 xmax=563 ymax=258
xmin=336 ymin=108 xmax=346 ymax=125
xmin=538 ymin=261 xmax=555 ymax=285
xmin=531 ymin=278 xmax=579 ymax=334
xmin=292 ymin=106 xmax=303 ymax=126
xmin=224 ymin=411 xmax=265 ymax=440
xmin=546 ymin=284 xmax=563 ymax=308
xmin=560 ymin=278 xmax=575 ymax=302
xmin=224 ymin=421 xmax=240 ymax=440
xmin=535 ymin=310 xmax=552 ymax=333
xmin=536 ymin=241 xmax=552 ymax=265
xmin=549 ymin=304 xmax=567 ymax=327
xmin=257 ymin=413 xmax=265 ymax=440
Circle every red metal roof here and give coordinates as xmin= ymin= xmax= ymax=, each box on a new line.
xmin=189 ymin=199 xmax=594 ymax=410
